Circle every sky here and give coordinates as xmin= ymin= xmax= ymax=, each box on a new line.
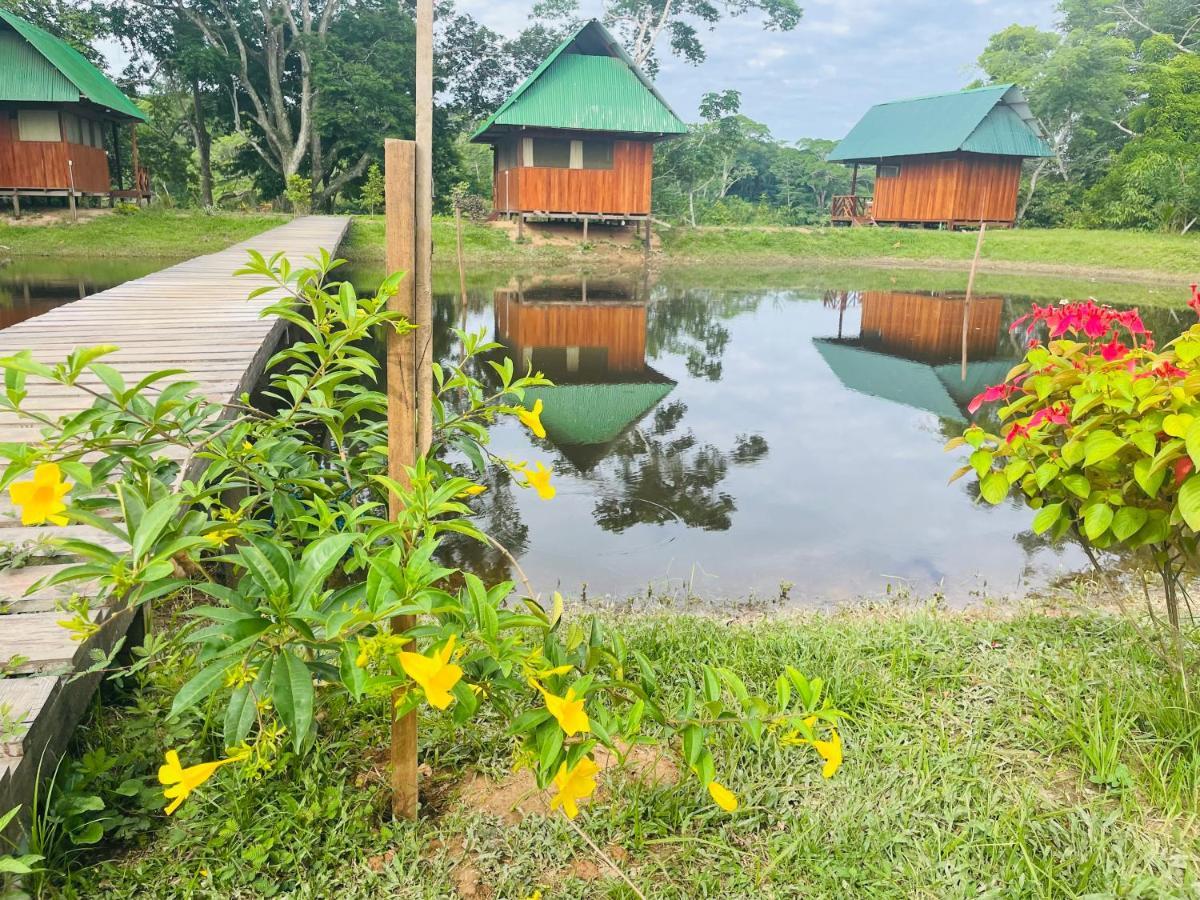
xmin=457 ymin=0 xmax=1061 ymax=142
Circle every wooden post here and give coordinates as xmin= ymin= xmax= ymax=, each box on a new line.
xmin=67 ymin=161 xmax=77 ymax=222
xmin=112 ymin=122 xmax=124 ymax=192
xmin=961 ymin=222 xmax=987 ymax=381
xmin=454 ymin=202 xmax=468 ymax=328
xmin=10 ymin=191 xmax=18 ymax=219
xmin=385 ymin=139 xmax=419 ymax=820
xmin=517 ymin=212 xmax=524 ymax=241
xmin=130 ymin=125 xmax=141 ymax=204
xmin=850 ymin=163 xmax=858 ymax=198
xmin=582 ymin=216 xmax=588 ymax=244
xmin=644 ymin=217 xmax=651 ymax=262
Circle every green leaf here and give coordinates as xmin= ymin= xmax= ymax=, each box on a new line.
xmin=169 ymin=660 xmax=230 ymax=719
xmin=1083 ymin=503 xmax=1113 ymax=541
xmin=1178 ymin=475 xmax=1200 ymax=532
xmin=1034 ymin=461 xmax=1058 ymax=490
xmin=1062 ymin=440 xmax=1085 ymax=467
xmin=292 ymin=533 xmax=356 ymax=609
xmin=273 ymin=650 xmax=315 ymax=752
xmin=1164 ymin=413 xmax=1195 ymax=438
xmin=682 ymin=725 xmax=704 ymax=766
xmin=1134 ymin=458 xmax=1166 ymax=499
xmin=1062 ymin=474 xmax=1091 ymax=499
xmin=980 ymin=471 xmax=1008 ymax=505
xmin=1083 ymin=430 xmax=1124 ymax=467
xmin=1186 ymin=419 xmax=1200 ymax=466
xmin=1032 ymin=503 xmax=1063 ymax=535
xmin=1112 ymin=507 xmax=1148 ymax=542
xmin=969 ymin=449 xmax=993 ymax=478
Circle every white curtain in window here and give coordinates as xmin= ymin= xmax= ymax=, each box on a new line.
xmin=17 ymin=109 xmax=61 ymax=142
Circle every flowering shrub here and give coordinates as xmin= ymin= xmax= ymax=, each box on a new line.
xmin=0 ymin=252 xmax=843 ymax=822
xmin=950 ymin=286 xmax=1200 ymax=633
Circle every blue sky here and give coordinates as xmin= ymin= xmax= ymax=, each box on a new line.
xmin=459 ymin=0 xmax=1060 ymax=141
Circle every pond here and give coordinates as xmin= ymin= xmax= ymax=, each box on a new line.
xmin=8 ymin=256 xmax=1192 ymax=607
xmin=392 ymin=271 xmax=1192 ymax=607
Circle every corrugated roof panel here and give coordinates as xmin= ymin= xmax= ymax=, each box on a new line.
xmin=491 ymin=54 xmax=685 ymax=133
xmin=471 ymin=19 xmax=685 ymax=141
xmin=0 ymin=10 xmax=144 ymax=120
xmin=0 ymin=31 xmax=78 ymax=102
xmin=828 ymin=85 xmax=1050 ymax=161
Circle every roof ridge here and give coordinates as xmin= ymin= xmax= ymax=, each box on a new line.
xmin=872 ymin=83 xmax=1014 ymax=108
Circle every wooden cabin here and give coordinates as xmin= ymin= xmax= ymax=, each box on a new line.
xmin=828 ymin=85 xmax=1052 ymax=229
xmin=494 ymin=277 xmax=675 ymax=470
xmin=471 ymin=20 xmax=686 ymax=227
xmin=0 ymin=9 xmax=148 ymax=212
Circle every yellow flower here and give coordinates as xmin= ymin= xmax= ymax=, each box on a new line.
xmin=707 ymin=781 xmax=738 ymax=812
xmin=9 ymin=462 xmax=72 ymax=526
xmin=520 ymin=462 xmax=556 ymax=500
xmin=536 ymin=683 xmax=589 ymax=736
xmin=517 ymin=398 xmax=547 ymax=439
xmin=812 ymin=728 xmax=843 ymax=778
xmin=398 ymin=634 xmax=464 ymax=710
xmin=549 ymin=755 xmax=599 ymax=819
xmin=158 ymin=749 xmax=247 ymax=815
xmin=457 ymin=484 xmax=487 ymax=498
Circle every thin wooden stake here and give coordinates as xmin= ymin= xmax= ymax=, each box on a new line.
xmin=67 ymin=161 xmax=77 ymax=222
xmin=415 ymin=0 xmax=434 ymax=456
xmin=961 ymin=222 xmax=987 ymax=381
xmin=454 ymin=203 xmax=468 ymax=326
xmin=385 ymin=138 xmax=419 ymax=820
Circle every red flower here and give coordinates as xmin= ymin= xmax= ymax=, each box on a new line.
xmin=1011 ymin=300 xmax=1149 ymax=343
xmin=967 ymin=383 xmax=1015 ymax=414
xmin=1189 ymin=283 xmax=1200 ymax=318
xmin=1175 ymin=457 xmax=1194 ymax=487
xmin=1100 ymin=335 xmax=1128 ymax=362
xmin=1006 ymin=402 xmax=1071 ymax=444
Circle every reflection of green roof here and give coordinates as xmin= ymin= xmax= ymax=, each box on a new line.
xmin=526 ymin=379 xmax=675 ymax=470
xmin=0 ymin=9 xmax=144 ymax=120
xmin=471 ymin=20 xmax=686 ymax=142
xmin=814 ymin=339 xmax=1014 ymax=421
xmin=828 ymin=84 xmax=1050 ymax=162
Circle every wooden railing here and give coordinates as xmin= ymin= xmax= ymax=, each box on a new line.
xmin=831 ymin=195 xmax=872 ymax=221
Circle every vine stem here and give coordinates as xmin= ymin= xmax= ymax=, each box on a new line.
xmin=565 ymin=814 xmax=648 ymax=900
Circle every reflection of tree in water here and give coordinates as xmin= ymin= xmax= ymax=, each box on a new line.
xmin=591 ymin=401 xmax=767 ymax=533
xmin=436 ymin=464 xmax=530 ymax=588
xmin=644 ymin=288 xmax=766 ymax=382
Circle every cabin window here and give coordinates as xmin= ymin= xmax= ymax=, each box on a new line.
xmin=63 ymin=113 xmax=84 ymax=145
xmin=580 ymin=140 xmax=614 ymax=170
xmin=528 ymin=137 xmax=572 ymax=168
xmin=17 ymin=109 xmax=61 ymax=142
xmin=496 ymin=140 xmax=519 ymax=170
xmin=877 ymin=164 xmax=901 ymax=179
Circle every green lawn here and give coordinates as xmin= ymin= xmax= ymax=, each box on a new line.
xmin=44 ymin=605 xmax=1200 ymax=898
xmin=0 ymin=209 xmax=286 ymax=258
xmin=659 ymin=225 xmax=1200 ymax=279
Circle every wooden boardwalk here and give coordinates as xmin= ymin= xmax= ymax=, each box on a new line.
xmin=0 ymin=215 xmax=350 ymax=824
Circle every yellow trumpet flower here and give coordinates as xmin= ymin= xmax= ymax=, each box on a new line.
xmin=9 ymin=462 xmax=72 ymax=526
xmin=549 ymin=755 xmax=599 ymax=819
xmin=158 ymin=749 xmax=247 ymax=815
xmin=517 ymin=398 xmax=546 ymax=439
xmin=398 ymin=634 xmax=464 ymax=710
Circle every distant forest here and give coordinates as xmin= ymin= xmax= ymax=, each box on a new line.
xmin=14 ymin=0 xmax=1199 ymax=231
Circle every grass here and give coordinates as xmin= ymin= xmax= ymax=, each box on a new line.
xmin=42 ymin=602 xmax=1200 ymax=898
xmin=0 ymin=209 xmax=286 ymax=258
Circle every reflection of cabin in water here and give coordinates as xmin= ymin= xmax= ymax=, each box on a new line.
xmin=0 ymin=9 xmax=149 ymax=210
xmin=471 ymin=20 xmax=686 ymax=231
xmin=828 ymin=85 xmax=1052 ymax=229
xmin=815 ymin=290 xmax=1013 ymax=421
xmin=494 ymin=278 xmax=675 ymax=469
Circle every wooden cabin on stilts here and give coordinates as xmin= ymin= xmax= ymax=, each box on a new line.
xmin=828 ymin=85 xmax=1052 ymax=230
xmin=470 ymin=19 xmax=687 ymax=246
xmin=0 ymin=9 xmax=149 ymax=217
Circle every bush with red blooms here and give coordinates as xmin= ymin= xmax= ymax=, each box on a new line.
xmin=948 ymin=285 xmax=1200 ymax=631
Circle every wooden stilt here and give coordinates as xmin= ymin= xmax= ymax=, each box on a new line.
xmin=11 ymin=191 xmax=18 ymax=219
xmin=643 ymin=217 xmax=651 ymax=261
xmin=582 ymin=217 xmax=588 ymax=244
xmin=517 ymin=213 xmax=525 ymax=241
xmin=414 ymin=0 xmax=434 ymax=457
xmin=385 ymin=139 xmax=419 ymax=821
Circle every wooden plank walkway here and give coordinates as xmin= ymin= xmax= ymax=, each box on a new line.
xmin=0 ymin=215 xmax=350 ymax=825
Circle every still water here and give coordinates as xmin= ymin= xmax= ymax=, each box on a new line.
xmin=4 ymin=257 xmax=1190 ymax=605
xmin=414 ymin=274 xmax=1193 ymax=606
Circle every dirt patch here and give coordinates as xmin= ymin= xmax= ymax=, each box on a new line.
xmin=490 ymin=217 xmax=659 ymax=251
xmin=1 ymin=207 xmax=116 ymax=228
xmin=452 ymin=742 xmax=680 ymax=825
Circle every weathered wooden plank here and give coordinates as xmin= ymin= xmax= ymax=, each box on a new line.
xmin=0 ymin=676 xmax=56 ymax=757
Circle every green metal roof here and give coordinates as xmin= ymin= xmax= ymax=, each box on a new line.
xmin=471 ymin=20 xmax=686 ymax=142
xmin=0 ymin=9 xmax=144 ymax=120
xmin=828 ymin=84 xmax=1051 ymax=162
xmin=814 ymin=339 xmax=1014 ymax=422
xmin=524 ymin=378 xmax=675 ymax=470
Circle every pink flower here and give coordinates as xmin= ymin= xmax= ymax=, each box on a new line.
xmin=1189 ymin=283 xmax=1200 ymax=318
xmin=1006 ymin=402 xmax=1071 ymax=444
xmin=1100 ymin=335 xmax=1128 ymax=362
xmin=1012 ymin=300 xmax=1148 ymax=343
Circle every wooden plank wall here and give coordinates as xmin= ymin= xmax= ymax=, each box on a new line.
xmin=491 ymin=139 xmax=654 ymax=216
xmin=494 ymin=293 xmax=648 ymax=372
xmin=0 ymin=133 xmax=110 ymax=193
xmin=0 ymin=215 xmax=350 ymax=837
xmin=859 ymin=291 xmax=1004 ymax=361
xmin=871 ymin=153 xmax=1022 ymax=225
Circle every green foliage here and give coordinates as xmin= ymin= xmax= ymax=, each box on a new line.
xmin=358 ymin=164 xmax=385 ymax=215
xmin=0 ymin=249 xmax=842 ymax=827
xmin=284 ymin=175 xmax=313 ymax=216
